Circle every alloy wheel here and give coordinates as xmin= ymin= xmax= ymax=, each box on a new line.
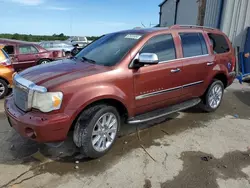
xmin=208 ymin=84 xmax=223 ymax=109
xmin=41 ymin=60 xmax=48 ymax=64
xmin=91 ymin=112 xmax=118 ymax=152
xmin=0 ymin=83 xmax=5 ymax=97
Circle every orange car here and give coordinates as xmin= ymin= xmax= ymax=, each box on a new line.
xmin=0 ymin=45 xmax=15 ymax=98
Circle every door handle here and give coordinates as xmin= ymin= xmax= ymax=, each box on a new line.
xmin=207 ymin=62 xmax=214 ymax=66
xmin=171 ymin=68 xmax=181 ymax=73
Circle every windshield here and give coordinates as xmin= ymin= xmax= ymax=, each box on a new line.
xmin=75 ymin=32 xmax=144 ymax=66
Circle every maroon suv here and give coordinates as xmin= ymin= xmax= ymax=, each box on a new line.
xmin=5 ymin=25 xmax=236 ymax=158
xmin=0 ymin=39 xmax=65 ymax=71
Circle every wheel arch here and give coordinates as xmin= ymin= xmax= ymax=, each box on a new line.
xmin=213 ymin=72 xmax=228 ymax=88
xmin=202 ymin=71 xmax=228 ymax=97
xmin=70 ymin=97 xmax=129 ymax=130
xmin=0 ymin=76 xmax=9 ymax=85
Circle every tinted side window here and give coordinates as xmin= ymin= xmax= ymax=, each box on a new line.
xmin=208 ymin=33 xmax=230 ymax=54
xmin=140 ymin=34 xmax=176 ymax=62
xmin=180 ymin=33 xmax=208 ymax=58
xmin=19 ymin=45 xmax=38 ymax=54
xmin=3 ymin=45 xmax=15 ymax=55
xmin=200 ymin=34 xmax=208 ymax=55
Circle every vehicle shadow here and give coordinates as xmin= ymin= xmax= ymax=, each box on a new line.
xmin=1 ymin=113 xmax=189 ymax=181
xmin=0 ymin=92 xmax=240 ymax=182
xmin=3 ymin=113 xmax=180 ymax=163
xmin=233 ymin=90 xmax=250 ymax=107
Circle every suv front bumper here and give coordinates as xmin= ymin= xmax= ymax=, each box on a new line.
xmin=5 ymin=96 xmax=71 ymax=143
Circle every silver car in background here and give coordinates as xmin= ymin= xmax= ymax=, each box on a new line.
xmin=39 ymin=41 xmax=74 ymax=56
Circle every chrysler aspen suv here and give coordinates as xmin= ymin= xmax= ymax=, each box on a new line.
xmin=5 ymin=25 xmax=236 ymax=158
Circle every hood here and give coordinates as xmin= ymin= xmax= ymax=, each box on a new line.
xmin=19 ymin=59 xmax=110 ymax=89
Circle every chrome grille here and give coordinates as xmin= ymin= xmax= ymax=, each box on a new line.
xmin=13 ymin=82 xmax=29 ymax=111
xmin=12 ymin=74 xmax=48 ymax=112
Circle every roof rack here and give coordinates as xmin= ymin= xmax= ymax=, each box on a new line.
xmin=170 ymin=25 xmax=216 ymax=30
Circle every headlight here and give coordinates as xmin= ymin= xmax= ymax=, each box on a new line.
xmin=32 ymin=91 xmax=63 ymax=112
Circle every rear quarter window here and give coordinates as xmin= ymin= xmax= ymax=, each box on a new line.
xmin=208 ymin=33 xmax=230 ymax=54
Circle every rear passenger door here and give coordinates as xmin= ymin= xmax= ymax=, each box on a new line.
xmin=179 ymin=32 xmax=214 ymax=98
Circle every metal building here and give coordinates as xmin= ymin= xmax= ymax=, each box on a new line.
xmin=159 ymin=0 xmax=250 ymax=50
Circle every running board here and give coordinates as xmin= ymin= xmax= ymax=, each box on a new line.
xmin=127 ymin=98 xmax=201 ymax=124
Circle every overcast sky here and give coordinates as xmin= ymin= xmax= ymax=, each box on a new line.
xmin=1 ymin=0 xmax=162 ymax=36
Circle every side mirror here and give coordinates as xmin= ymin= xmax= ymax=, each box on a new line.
xmin=138 ymin=53 xmax=159 ymax=65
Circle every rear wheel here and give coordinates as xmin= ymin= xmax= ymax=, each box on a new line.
xmin=73 ymin=104 xmax=120 ymax=158
xmin=38 ymin=59 xmax=50 ymax=65
xmin=0 ymin=79 xmax=8 ymax=99
xmin=200 ymin=79 xmax=224 ymax=112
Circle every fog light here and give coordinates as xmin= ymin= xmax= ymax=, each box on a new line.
xmin=25 ymin=128 xmax=37 ymax=139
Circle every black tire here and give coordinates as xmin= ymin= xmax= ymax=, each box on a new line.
xmin=38 ymin=59 xmax=50 ymax=65
xmin=65 ymin=51 xmax=71 ymax=57
xmin=200 ymin=79 xmax=224 ymax=112
xmin=0 ymin=79 xmax=9 ymax=99
xmin=71 ymin=48 xmax=79 ymax=56
xmin=73 ymin=104 xmax=120 ymax=158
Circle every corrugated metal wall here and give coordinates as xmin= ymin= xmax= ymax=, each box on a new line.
xmin=220 ymin=0 xmax=250 ymax=49
xmin=160 ymin=0 xmax=176 ymax=27
xmin=176 ymin=0 xmax=199 ymax=25
xmin=204 ymin=0 xmax=221 ymax=28
xmin=159 ymin=0 xmax=199 ymax=27
xmin=159 ymin=0 xmax=250 ymax=49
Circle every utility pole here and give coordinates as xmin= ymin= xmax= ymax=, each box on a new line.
xmin=70 ymin=13 xmax=72 ymax=36
xmin=197 ymin=0 xmax=207 ymax=26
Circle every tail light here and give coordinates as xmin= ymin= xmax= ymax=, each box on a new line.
xmin=231 ymin=55 xmax=236 ymax=72
xmin=0 ymin=58 xmax=13 ymax=69
xmin=53 ymin=50 xmax=64 ymax=57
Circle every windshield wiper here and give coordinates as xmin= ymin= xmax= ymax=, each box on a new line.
xmin=81 ymin=56 xmax=96 ymax=64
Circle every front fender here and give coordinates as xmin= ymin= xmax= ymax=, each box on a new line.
xmin=63 ymin=84 xmax=130 ymax=123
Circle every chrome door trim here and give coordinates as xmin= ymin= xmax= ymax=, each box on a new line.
xmin=182 ymin=80 xmax=204 ymax=88
xmin=132 ymin=54 xmax=210 ymax=67
xmin=135 ymin=80 xmax=204 ymax=100
xmin=135 ymin=86 xmax=182 ymax=100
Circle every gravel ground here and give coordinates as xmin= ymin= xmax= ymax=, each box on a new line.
xmin=0 ymin=81 xmax=250 ymax=188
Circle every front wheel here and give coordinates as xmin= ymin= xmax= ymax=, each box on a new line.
xmin=73 ymin=105 xmax=120 ymax=158
xmin=200 ymin=80 xmax=224 ymax=112
xmin=0 ymin=79 xmax=8 ymax=99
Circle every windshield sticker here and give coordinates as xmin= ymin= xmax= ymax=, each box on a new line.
xmin=125 ymin=34 xmax=142 ymax=40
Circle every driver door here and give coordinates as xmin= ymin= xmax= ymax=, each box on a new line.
xmin=133 ymin=34 xmax=183 ymax=114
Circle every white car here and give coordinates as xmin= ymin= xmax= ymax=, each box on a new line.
xmin=39 ymin=41 xmax=74 ymax=55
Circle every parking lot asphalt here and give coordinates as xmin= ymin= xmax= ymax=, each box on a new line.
xmin=0 ymin=81 xmax=250 ymax=188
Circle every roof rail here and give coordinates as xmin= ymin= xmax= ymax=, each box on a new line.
xmin=170 ymin=25 xmax=216 ymax=30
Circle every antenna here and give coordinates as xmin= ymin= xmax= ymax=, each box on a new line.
xmin=141 ymin=22 xmax=146 ymax=28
